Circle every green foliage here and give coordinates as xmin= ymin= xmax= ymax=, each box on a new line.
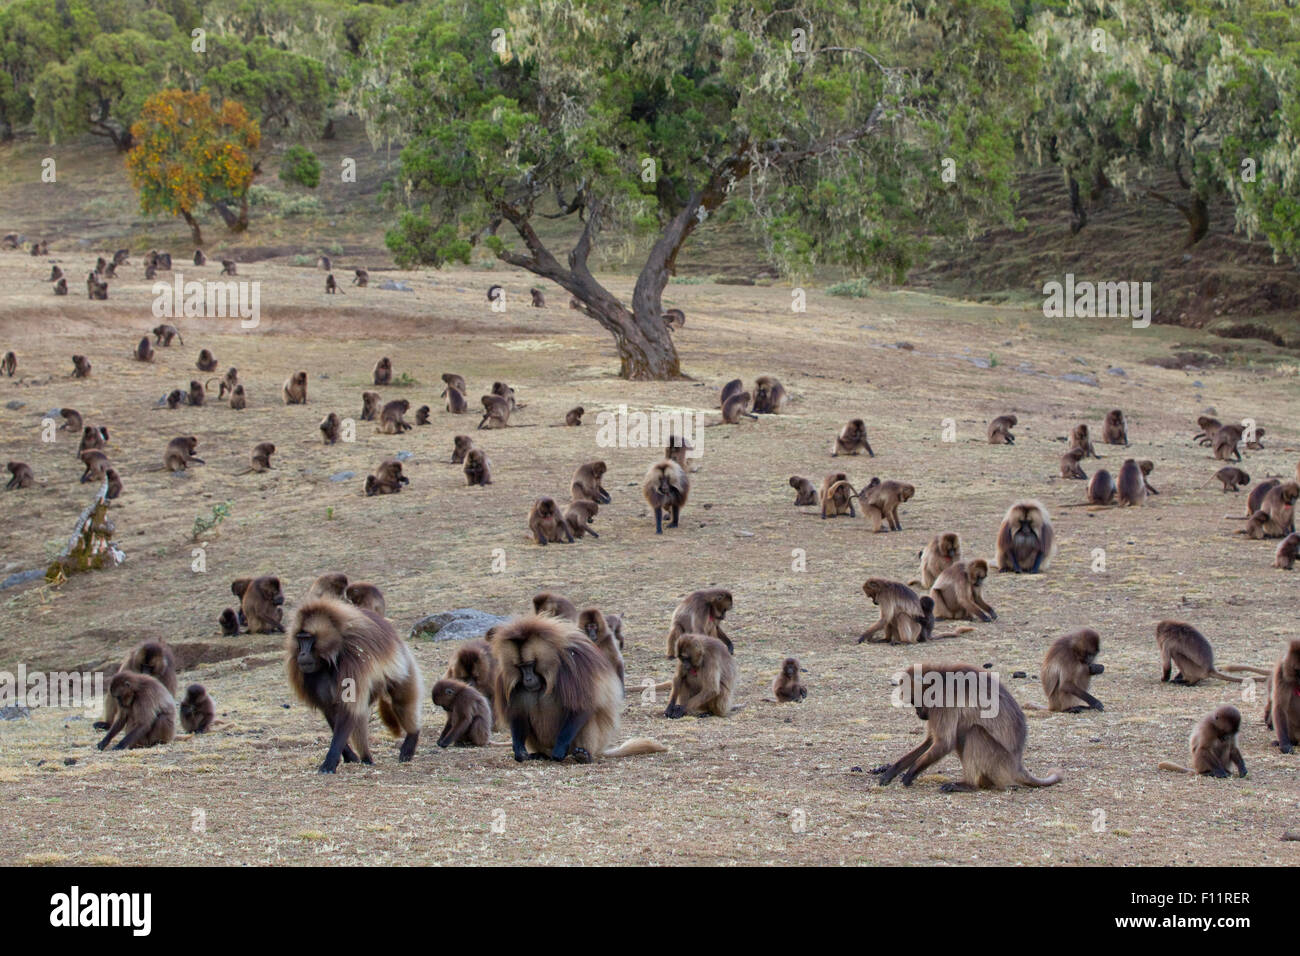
xmin=826 ymin=278 xmax=872 ymax=298
xmin=191 ymin=500 xmax=233 ymax=541
xmin=278 ymin=145 xmax=322 ymax=188
xmin=247 ymin=184 xmax=321 ymax=217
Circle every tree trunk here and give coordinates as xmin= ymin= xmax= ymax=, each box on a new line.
xmin=1147 ymin=189 xmax=1210 ymax=248
xmin=212 ymin=198 xmax=249 ymax=233
xmin=1068 ymin=174 xmax=1086 ymax=235
xmin=181 ymin=209 xmax=202 ymax=246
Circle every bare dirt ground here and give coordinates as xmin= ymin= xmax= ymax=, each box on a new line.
xmin=1 ymin=249 xmax=1298 ymax=866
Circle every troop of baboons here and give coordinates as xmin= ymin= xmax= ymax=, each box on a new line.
xmin=2 ymin=242 xmax=1296 ymax=805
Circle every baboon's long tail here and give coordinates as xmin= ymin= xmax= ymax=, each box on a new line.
xmin=1220 ymin=665 xmax=1271 ymax=677
xmin=603 ymin=737 xmax=668 ymax=758
xmin=1158 ymin=761 xmax=1195 ymax=774
xmin=1017 ymin=768 xmax=1063 ymax=787
xmin=1207 ymin=670 xmax=1245 ymax=683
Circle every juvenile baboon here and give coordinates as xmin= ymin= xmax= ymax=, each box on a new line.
xmin=532 ymin=592 xmax=578 ymax=621
xmin=373 ymin=357 xmax=392 ymax=386
xmin=96 ymin=673 xmax=176 ymax=751
xmin=306 ymin=572 xmax=349 ymax=601
xmin=987 ymin=414 xmax=1017 ymax=445
xmin=441 ymin=373 xmax=467 ymax=395
xmin=445 ymin=638 xmax=499 ymax=715
xmin=1 ymin=351 xmax=14 ymax=377
xmin=79 ymin=424 xmax=109 ymax=456
xmin=325 ymin=273 xmax=342 ymax=294
xmin=365 ymin=459 xmax=408 ymax=496
xmin=858 ymin=579 xmax=927 ymax=645
xmin=789 ymin=476 xmax=818 ymax=507
xmin=135 ymin=337 xmax=154 ymax=362
xmin=564 ymin=406 xmax=584 ymax=426
xmin=353 ymin=269 xmax=369 ymax=287
xmin=247 ymin=441 xmax=275 ymax=473
xmin=1158 ymin=706 xmax=1247 ymax=778
xmin=606 ymin=614 xmax=625 ymax=650
xmin=104 ymin=467 xmax=122 ymax=499
xmin=53 ymin=276 xmax=67 ymax=295
xmin=832 ymin=419 xmax=874 ymax=456
xmin=463 ymin=448 xmax=492 ymax=486
xmin=530 ymin=288 xmax=545 ymax=307
xmin=1060 ymin=447 xmax=1087 ymax=479
xmin=665 ymin=633 xmax=737 ymax=718
xmin=719 ymin=379 xmax=743 ymax=408
xmin=286 ymin=598 xmax=423 ymax=772
xmin=415 ymin=405 xmax=431 ymax=425
xmin=565 ymin=499 xmax=601 ymax=539
xmin=488 ymin=615 xmax=665 ymax=761
xmin=218 ymin=608 xmax=240 ymax=636
xmin=478 ymin=394 xmax=510 ymax=429
xmin=164 ymin=436 xmax=205 ymax=472
xmin=819 ymin=472 xmax=857 ymax=518
xmin=772 ymin=658 xmax=807 ymax=702
xmin=430 ymin=679 xmax=491 ymax=747
xmin=79 ymin=449 xmax=109 ymax=483
xmin=666 ymin=589 xmax=734 ymax=657
xmin=1039 ymin=628 xmax=1104 ymax=712
xmin=917 ymin=532 xmax=962 ymax=589
xmin=95 ymin=640 xmax=178 ymax=731
xmin=153 ymin=324 xmax=182 ymax=346
xmin=60 ymin=408 xmax=83 ymax=433
xmin=445 ymin=386 xmax=468 ymax=414
xmin=212 ymin=367 xmax=238 ymax=398
xmin=196 ymin=349 xmax=218 ymax=373
xmin=491 ymin=382 xmax=521 ymax=409
xmin=220 ymin=259 xmax=237 ymax=276
xmin=1265 ymin=640 xmax=1300 ymax=753
xmin=179 ymin=684 xmax=216 ymax=733
xmin=1247 ymin=478 xmax=1280 ymax=515
xmin=233 ymin=576 xmax=285 ymax=634
xmin=1117 ymin=458 xmax=1148 ymax=506
xmin=1156 ymin=620 xmax=1268 ymax=685
xmin=571 ymin=461 xmax=611 ymax=504
xmin=379 ymin=399 xmax=412 ymax=434
xmin=5 ymin=461 xmax=33 ymax=490
xmin=752 ymin=376 xmax=786 ymax=414
xmin=1071 ymin=424 xmax=1097 ymax=458
xmin=1102 ymin=409 xmax=1128 ymax=445
xmin=319 ymin=412 xmax=341 ymax=444
xmin=283 ymin=371 xmax=308 ymax=404
xmin=72 ymin=354 xmax=91 ymax=378
xmin=863 ymin=480 xmax=914 ymax=532
xmin=1274 ymin=533 xmax=1300 ymax=569
xmin=193 ymin=249 xmax=206 ymax=266
xmin=662 ymin=308 xmax=685 ymax=330
xmin=578 ymin=608 xmax=624 ymax=685
xmin=1206 ymin=466 xmax=1249 ymax=492
xmin=528 ymin=496 xmax=573 ymax=545
xmin=451 ymin=434 xmax=474 ymax=463
xmin=642 ymin=460 xmax=688 ymax=534
xmin=229 ymin=384 xmax=246 ymax=410
xmin=994 ymin=500 xmax=1055 ymax=573
xmin=718 ymin=390 xmax=758 ymax=424
xmin=1087 ymin=469 xmax=1116 ymax=505
xmin=929 ymin=560 xmax=996 ymax=623
xmin=187 ymin=380 xmax=205 ymax=407
xmin=873 ymin=662 xmax=1062 ymax=791
xmin=344 ymin=583 xmax=386 ymax=616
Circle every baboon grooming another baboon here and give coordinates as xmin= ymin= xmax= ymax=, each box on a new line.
xmin=572 ymin=461 xmax=611 ymax=504
xmin=873 ymin=662 xmax=1062 ymax=791
xmin=488 ymin=615 xmax=666 ymax=761
xmin=994 ymin=500 xmax=1055 ymax=573
xmin=666 ymin=589 xmax=733 ymax=657
xmin=286 ymin=598 xmax=423 ymax=772
xmin=95 ymin=640 xmax=178 ymax=731
xmin=642 ymin=460 xmax=688 ymax=533
xmin=1158 ymin=706 xmax=1247 ymax=778
xmin=987 ymin=414 xmax=1017 ymax=445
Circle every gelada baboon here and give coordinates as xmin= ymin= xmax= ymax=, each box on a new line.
xmin=1155 ymin=620 xmax=1269 ymax=685
xmin=164 ymin=436 xmax=205 ymax=472
xmin=1102 ymin=409 xmax=1128 ymax=445
xmin=716 ymin=390 xmax=757 ymax=424
xmin=565 ymin=406 xmax=584 ymax=426
xmin=5 ymin=461 xmax=33 ymax=490
xmin=193 ymin=249 xmax=206 ymax=266
xmin=451 ymin=435 xmax=473 ymax=463
xmin=1038 ymin=628 xmax=1104 ymax=712
xmin=243 ymin=442 xmax=275 ymax=473
xmin=987 ymin=414 xmax=1016 ymax=445
xmin=790 ymin=475 xmax=818 ymax=506
xmin=306 ymin=572 xmax=349 ymax=601
xmin=858 ymin=579 xmax=927 ymax=645
xmin=320 ymin=413 xmax=341 ymax=444
xmin=1158 ymin=706 xmax=1247 ymax=778
xmin=662 ymin=308 xmax=685 ymax=329
xmin=529 ymin=288 xmax=545 ymax=307
xmin=1117 ymin=458 xmax=1149 ymax=506
xmin=365 ymin=459 xmax=408 ymax=496
xmin=1086 ymin=469 xmax=1116 ymax=505
xmin=286 ymin=598 xmax=423 ymax=772
xmin=196 ymin=349 xmax=218 ymax=372
xmin=53 ymin=276 xmax=68 ymax=294
xmin=929 ymin=560 xmax=996 ymax=623
xmin=916 ymin=532 xmax=961 ymax=589
xmin=666 ymin=589 xmax=733 ymax=657
xmin=430 ymin=679 xmax=491 ymax=747
xmin=571 ymin=461 xmax=611 ymax=504
xmin=862 ymin=480 xmax=914 ymax=532
xmin=463 ymin=448 xmax=491 ymax=486
xmin=1070 ymin=424 xmax=1097 ymax=458
xmin=97 ymin=673 xmax=176 ymax=751
xmin=79 ymin=450 xmax=109 ymax=484
xmin=345 ymin=583 xmax=385 ymax=616
xmin=283 ymin=371 xmax=308 ymax=404
xmin=1274 ymin=533 xmax=1300 ymax=570
xmin=873 ymin=663 xmax=1062 ymax=791
xmin=832 ymin=419 xmax=874 ymax=456
xmin=719 ymin=379 xmax=743 ymax=408
xmin=219 ymin=608 xmax=240 ymax=636
xmin=1204 ymin=466 xmax=1249 ymax=492
xmin=533 ymin=592 xmax=578 ymax=621
xmin=360 ymin=391 xmax=380 ymax=422
xmin=565 ymin=499 xmax=600 ymax=539
xmin=187 ymin=379 xmax=205 ymax=406
xmin=229 ymin=384 xmax=246 ymax=410
xmin=820 ymin=472 xmax=858 ymax=518
xmin=1265 ymin=639 xmax=1300 ymax=753
xmin=772 ymin=657 xmax=807 ymax=702
xmin=478 ymin=394 xmax=510 ymax=429
xmin=444 ymin=638 xmax=499 ymax=715
xmin=415 ymin=405 xmax=431 ymax=425
xmin=441 ymin=372 xmax=467 ymax=395
xmin=72 ymin=354 xmax=91 ymax=378
xmin=751 ymin=376 xmax=786 ymax=414
xmin=527 ymin=496 xmax=573 ymax=544
xmin=232 ymin=575 xmax=286 ymax=633
xmin=373 ymin=357 xmax=392 ymax=386
xmin=445 ymin=386 xmax=468 ymax=414
xmin=353 ymin=269 xmax=369 ymax=287
xmin=325 ymin=273 xmax=342 ymax=294
xmin=1060 ymin=447 xmax=1087 ymax=479
xmin=577 ymin=608 xmax=624 ymax=685
xmin=665 ymin=633 xmax=737 ymax=718
xmin=135 ymin=337 xmax=154 ymax=362
xmin=488 ymin=615 xmax=666 ymax=761
xmin=642 ymin=460 xmax=688 ymax=534
xmin=153 ymin=324 xmax=182 ymax=346
xmin=220 ymin=258 xmax=237 ymax=276
xmin=0 ymin=351 xmax=14 ymax=377
xmin=95 ymin=640 xmax=178 ymax=731
xmin=379 ymin=399 xmax=412 ymax=434
xmin=994 ymin=500 xmax=1054 ymax=573
xmin=179 ymin=684 xmax=216 ymax=733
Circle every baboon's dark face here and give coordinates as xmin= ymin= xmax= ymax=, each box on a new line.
xmin=294 ymin=633 xmax=322 ymax=674
xmin=783 ymin=661 xmax=798 ymax=678
xmin=260 ymin=580 xmax=284 ymax=606
xmin=537 ymin=500 xmax=555 ymax=518
xmin=709 ymin=596 xmax=731 ymax=620
xmin=432 ymin=684 xmax=458 ymax=708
